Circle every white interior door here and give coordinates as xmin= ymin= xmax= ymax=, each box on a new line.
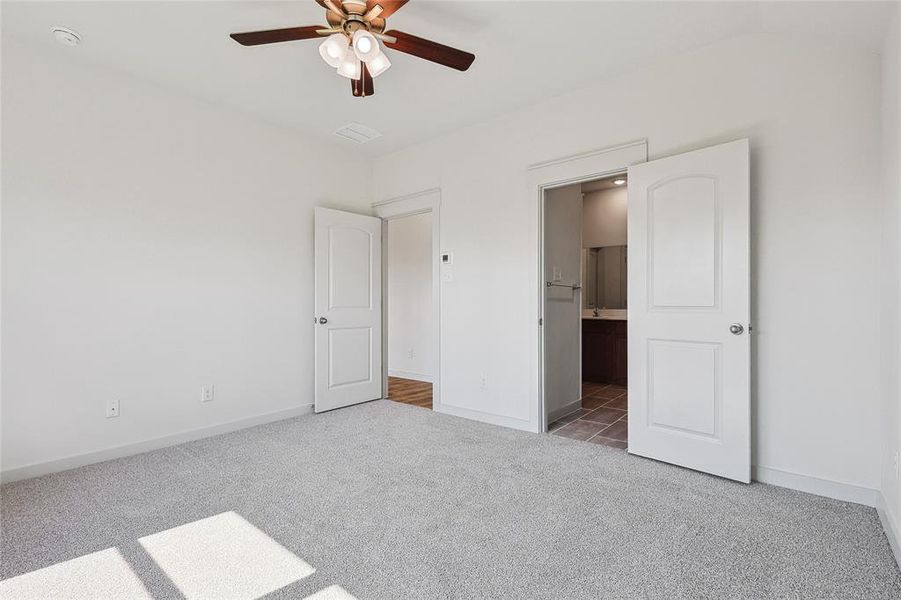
xmin=314 ymin=207 xmax=383 ymax=413
xmin=627 ymin=139 xmax=750 ymax=482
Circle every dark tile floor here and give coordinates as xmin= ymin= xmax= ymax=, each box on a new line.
xmin=549 ymin=382 xmax=628 ymax=449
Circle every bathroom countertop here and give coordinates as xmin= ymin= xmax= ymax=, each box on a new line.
xmin=582 ymin=310 xmax=627 ymax=321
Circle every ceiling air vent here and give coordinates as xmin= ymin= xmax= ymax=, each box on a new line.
xmin=334 ymin=122 xmax=382 ymax=144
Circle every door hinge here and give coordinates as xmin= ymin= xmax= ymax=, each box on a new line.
xmin=539 ymin=318 xmax=543 ymax=326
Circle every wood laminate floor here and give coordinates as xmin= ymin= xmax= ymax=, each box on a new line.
xmin=387 ymin=376 xmax=432 ymax=409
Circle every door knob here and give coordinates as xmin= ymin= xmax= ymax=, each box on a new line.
xmin=319 ymin=317 xmax=328 ymax=324
xmin=729 ymin=323 xmax=744 ymax=335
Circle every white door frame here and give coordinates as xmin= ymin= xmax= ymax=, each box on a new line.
xmin=373 ymin=188 xmax=442 ymax=412
xmin=527 ymin=140 xmax=648 ymax=433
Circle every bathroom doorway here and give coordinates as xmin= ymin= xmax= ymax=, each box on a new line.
xmin=544 ymin=173 xmax=630 ymax=448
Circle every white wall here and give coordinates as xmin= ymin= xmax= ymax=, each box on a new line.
xmin=372 ymin=33 xmax=884 ymax=491
xmin=880 ymin=3 xmax=901 ymax=547
xmin=2 ymin=25 xmax=893 ymax=505
xmin=544 ymin=184 xmax=583 ymax=421
xmin=0 ymin=41 xmax=371 ymax=476
xmin=582 ymin=187 xmax=627 ymax=248
xmin=387 ymin=212 xmax=434 ymax=382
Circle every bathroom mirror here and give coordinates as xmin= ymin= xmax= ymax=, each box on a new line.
xmin=582 ymin=245 xmax=627 ymax=310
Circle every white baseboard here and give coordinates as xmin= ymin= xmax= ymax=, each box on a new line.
xmin=753 ymin=466 xmax=880 ymax=507
xmin=1 ymin=404 xmax=314 ymax=484
xmin=547 ymin=399 xmax=583 ymax=424
xmin=387 ymin=369 xmax=433 ymax=383
xmin=436 ymin=403 xmax=533 ymax=432
xmin=877 ymin=494 xmax=901 ymax=570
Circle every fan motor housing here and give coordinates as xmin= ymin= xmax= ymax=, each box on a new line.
xmin=343 ymin=16 xmax=368 ymax=35
xmin=327 ymin=5 xmax=386 ymax=34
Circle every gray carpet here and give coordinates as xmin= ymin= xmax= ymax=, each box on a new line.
xmin=2 ymin=400 xmax=900 ymax=599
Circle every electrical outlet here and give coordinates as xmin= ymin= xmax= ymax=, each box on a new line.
xmin=893 ymin=451 xmax=900 ymax=480
xmin=479 ymin=373 xmax=488 ymax=389
xmin=408 ymin=348 xmax=415 ymax=360
xmin=106 ymin=398 xmax=120 ymax=418
xmin=201 ymin=385 xmax=214 ymax=403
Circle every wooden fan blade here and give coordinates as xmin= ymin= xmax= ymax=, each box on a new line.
xmin=315 ymin=0 xmax=346 ymax=18
xmin=367 ymin=0 xmax=409 ymax=19
xmin=230 ymin=26 xmax=323 ymax=46
xmin=383 ymin=30 xmax=474 ymax=71
xmin=352 ymin=63 xmax=375 ymax=97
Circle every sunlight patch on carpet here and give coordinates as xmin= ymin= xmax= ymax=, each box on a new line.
xmin=0 ymin=547 xmax=152 ymax=600
xmin=304 ymin=584 xmax=359 ymax=600
xmin=139 ymin=511 xmax=315 ymax=600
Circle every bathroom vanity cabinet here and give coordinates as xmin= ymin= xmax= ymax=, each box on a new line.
xmin=582 ymin=318 xmax=627 ymax=385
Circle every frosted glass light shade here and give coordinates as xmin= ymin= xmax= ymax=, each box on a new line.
xmin=352 ymin=30 xmax=379 ymax=62
xmin=367 ymin=52 xmax=391 ymax=77
xmin=337 ymin=52 xmax=362 ymax=79
xmin=319 ymin=34 xmax=349 ymax=68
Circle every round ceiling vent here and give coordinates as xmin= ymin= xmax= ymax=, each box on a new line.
xmin=51 ymin=27 xmax=81 ymax=47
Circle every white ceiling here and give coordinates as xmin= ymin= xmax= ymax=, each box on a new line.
xmin=3 ymin=1 xmax=893 ymax=156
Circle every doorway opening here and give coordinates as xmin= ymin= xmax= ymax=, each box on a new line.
xmin=373 ymin=189 xmax=442 ymax=412
xmin=384 ymin=211 xmax=435 ymax=409
xmin=544 ymin=173 xmax=629 ymax=448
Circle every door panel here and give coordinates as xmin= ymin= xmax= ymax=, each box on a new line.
xmin=649 ymin=176 xmax=718 ymax=308
xmin=328 ymin=327 xmax=372 ymax=387
xmin=648 ymin=340 xmax=718 ymax=437
xmin=329 ymin=227 xmax=374 ymax=308
xmin=315 ymin=207 xmax=382 ymax=413
xmin=628 ymin=139 xmax=750 ymax=483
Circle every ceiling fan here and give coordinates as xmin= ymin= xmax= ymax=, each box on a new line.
xmin=230 ymin=0 xmax=475 ymax=97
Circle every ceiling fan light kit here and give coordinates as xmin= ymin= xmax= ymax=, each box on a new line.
xmin=331 ymin=28 xmax=388 ymax=80
xmin=230 ymin=0 xmax=475 ymax=97
xmin=319 ymin=33 xmax=349 ymax=67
